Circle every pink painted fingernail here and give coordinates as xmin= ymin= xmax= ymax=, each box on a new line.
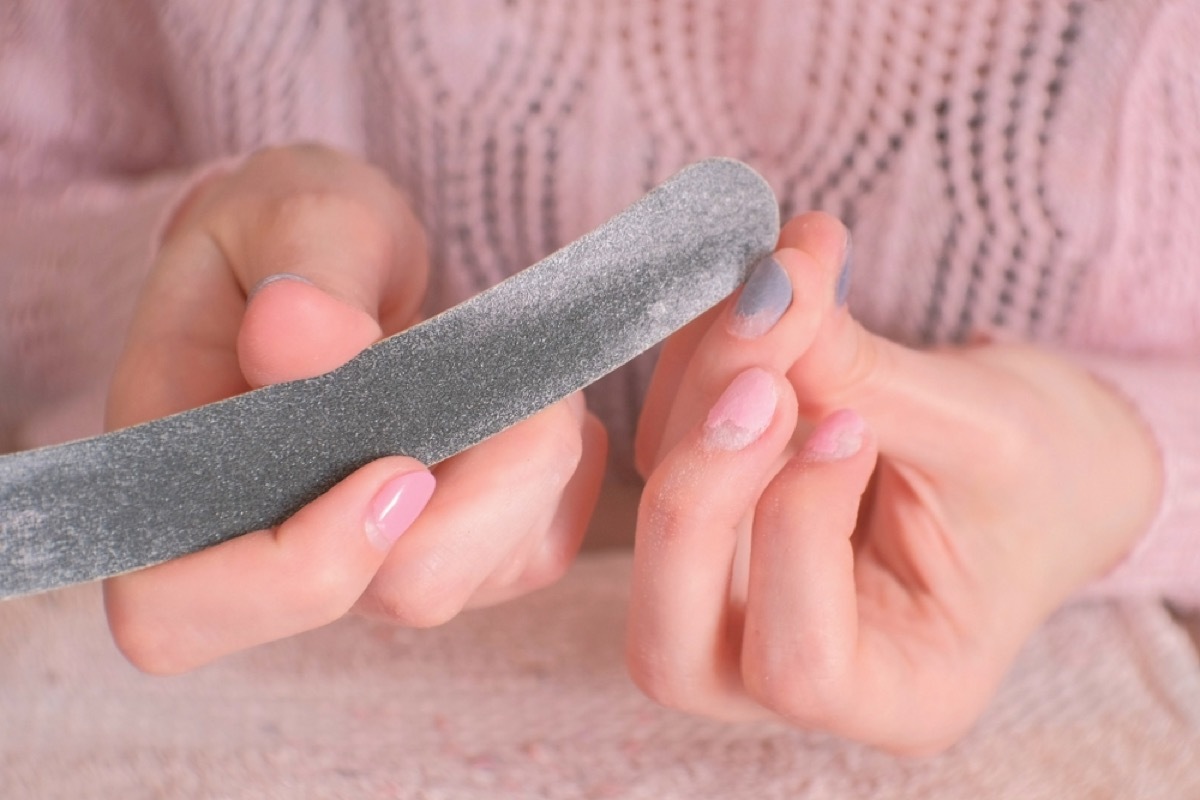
xmin=703 ymin=367 xmax=778 ymax=451
xmin=802 ymin=409 xmax=866 ymax=461
xmin=365 ymin=470 xmax=436 ymax=551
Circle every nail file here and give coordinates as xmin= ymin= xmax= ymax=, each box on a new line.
xmin=0 ymin=158 xmax=779 ymax=599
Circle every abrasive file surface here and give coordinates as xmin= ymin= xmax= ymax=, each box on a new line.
xmin=0 ymin=158 xmax=779 ymax=597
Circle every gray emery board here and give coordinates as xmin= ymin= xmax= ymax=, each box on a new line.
xmin=0 ymin=158 xmax=779 ymax=598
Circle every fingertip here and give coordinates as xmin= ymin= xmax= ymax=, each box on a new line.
xmin=777 ymin=212 xmax=852 ymax=313
xmin=778 ymin=211 xmax=850 ymax=274
xmin=702 ymin=367 xmax=782 ymax=452
xmin=768 ymin=409 xmax=878 ymax=517
xmin=757 ymin=409 xmax=877 ymax=539
xmin=282 ymin=455 xmax=433 ymax=557
xmin=364 ymin=467 xmax=437 ymax=552
xmin=727 ymin=255 xmax=793 ymax=340
xmin=799 ymin=408 xmax=871 ymax=464
xmin=641 ymin=367 xmax=797 ymax=524
xmin=104 ymin=456 xmax=431 ymax=674
xmin=237 ymin=275 xmax=383 ymax=386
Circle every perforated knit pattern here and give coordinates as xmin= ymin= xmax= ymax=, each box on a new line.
xmin=2 ymin=0 xmax=1199 ymax=600
xmin=2 ymin=557 xmax=1199 ymax=798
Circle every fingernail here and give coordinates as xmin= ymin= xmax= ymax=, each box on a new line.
xmin=564 ymin=390 xmax=587 ymax=423
xmin=365 ymin=470 xmax=436 ymax=551
xmin=802 ymin=409 xmax=866 ymax=462
xmin=835 ymin=233 xmax=853 ymax=307
xmin=246 ymin=272 xmax=314 ymax=303
xmin=729 ymin=256 xmax=792 ymax=339
xmin=703 ymin=367 xmax=778 ymax=451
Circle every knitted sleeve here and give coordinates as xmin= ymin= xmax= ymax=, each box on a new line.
xmin=0 ymin=2 xmax=197 ymax=450
xmin=1068 ymin=6 xmax=1200 ymax=609
xmin=1071 ymin=356 xmax=1200 ymax=609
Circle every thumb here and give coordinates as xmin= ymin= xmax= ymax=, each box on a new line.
xmin=783 ymin=237 xmax=978 ymax=471
xmin=776 ymin=216 xmax=899 ymax=423
xmin=238 ymin=274 xmax=383 ymax=387
xmin=231 ymin=192 xmax=428 ymax=388
xmin=109 ymin=147 xmax=428 ymax=428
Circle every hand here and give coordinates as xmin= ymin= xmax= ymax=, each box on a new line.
xmin=105 ymin=143 xmax=607 ymax=674
xmin=627 ymin=212 xmax=1162 ymax=754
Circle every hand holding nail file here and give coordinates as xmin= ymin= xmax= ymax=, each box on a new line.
xmin=0 ymin=158 xmax=779 ymax=598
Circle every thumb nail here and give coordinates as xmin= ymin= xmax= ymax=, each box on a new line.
xmin=835 ymin=234 xmax=853 ymax=307
xmin=246 ymin=272 xmax=315 ymax=303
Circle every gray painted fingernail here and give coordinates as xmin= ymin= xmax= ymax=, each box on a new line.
xmin=835 ymin=235 xmax=853 ymax=307
xmin=729 ymin=256 xmax=792 ymax=339
xmin=246 ymin=272 xmax=314 ymax=303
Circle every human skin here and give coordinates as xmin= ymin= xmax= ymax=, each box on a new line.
xmin=627 ymin=212 xmax=1164 ymax=754
xmin=101 ymin=144 xmax=1161 ymax=755
xmin=103 ymin=144 xmax=607 ymax=675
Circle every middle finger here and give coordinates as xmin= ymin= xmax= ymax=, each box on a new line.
xmin=354 ymin=394 xmax=594 ymax=626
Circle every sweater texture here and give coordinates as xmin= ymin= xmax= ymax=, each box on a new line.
xmin=2 ymin=0 xmax=1198 ymax=603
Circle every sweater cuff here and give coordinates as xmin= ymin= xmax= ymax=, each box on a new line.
xmin=1069 ymin=352 xmax=1200 ymax=608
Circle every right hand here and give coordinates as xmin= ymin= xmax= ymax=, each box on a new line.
xmin=104 ymin=143 xmax=607 ymax=674
xmin=626 ymin=213 xmax=1161 ymax=753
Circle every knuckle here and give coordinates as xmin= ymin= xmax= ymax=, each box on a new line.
xmin=952 ymin=350 xmax=1053 ymax=485
xmin=108 ymin=626 xmax=176 ymax=675
xmin=639 ymin=469 xmax=710 ymax=544
xmin=984 ymin=413 xmax=1038 ymax=483
xmin=509 ymin=416 xmax=584 ymax=494
xmin=368 ymin=561 xmax=466 ymax=629
xmin=515 ymin=540 xmax=575 ymax=592
xmin=382 ymin=592 xmax=462 ymax=629
xmin=625 ymin=653 xmax=694 ymax=712
xmin=743 ymin=651 xmax=852 ymax=729
xmin=485 ymin=547 xmax=533 ymax=589
xmin=105 ymin=594 xmax=189 ymax=676
xmin=266 ymin=190 xmax=386 ymax=238
xmin=288 ymin=553 xmax=366 ymax=625
xmin=624 ymin=643 xmax=716 ymax=715
xmin=744 ymin=676 xmax=832 ymax=729
xmin=996 ymin=387 xmax=1051 ymax=468
xmin=832 ymin=329 xmax=889 ymax=410
xmin=261 ymin=190 xmax=394 ymax=263
xmin=965 ymin=343 xmax=1052 ymax=424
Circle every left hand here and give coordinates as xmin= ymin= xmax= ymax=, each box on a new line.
xmin=103 ymin=144 xmax=607 ymax=674
xmin=627 ymin=212 xmax=1163 ymax=754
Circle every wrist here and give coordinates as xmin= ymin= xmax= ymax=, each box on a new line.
xmin=1061 ymin=352 xmax=1200 ymax=605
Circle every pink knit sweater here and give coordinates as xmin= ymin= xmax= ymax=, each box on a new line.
xmin=1 ymin=0 xmax=1198 ymax=604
